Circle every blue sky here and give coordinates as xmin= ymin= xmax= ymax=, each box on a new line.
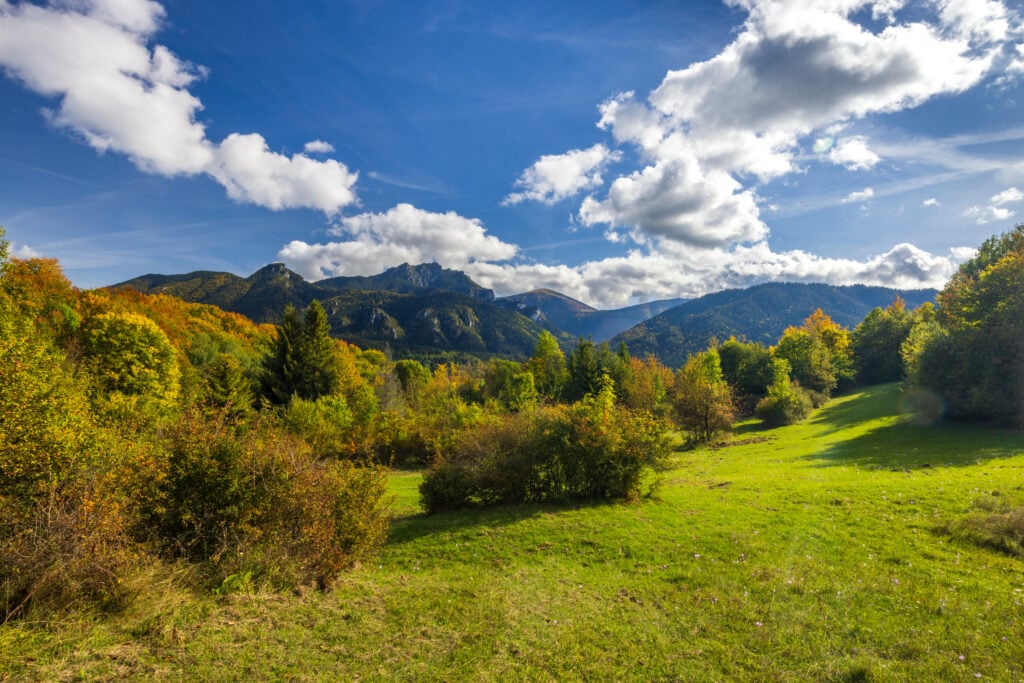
xmin=1 ymin=0 xmax=1023 ymax=307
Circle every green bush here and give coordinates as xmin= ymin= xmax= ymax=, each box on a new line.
xmin=755 ymin=359 xmax=813 ymax=427
xmin=418 ymin=462 xmax=478 ymax=513
xmin=419 ymin=383 xmax=671 ymax=513
xmin=282 ymin=394 xmax=355 ymax=458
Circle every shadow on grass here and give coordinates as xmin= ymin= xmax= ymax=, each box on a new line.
xmin=387 ymin=498 xmax=636 ymax=546
xmin=806 ymin=384 xmax=1024 ymax=468
xmin=809 ymin=383 xmax=903 ymax=436
xmin=810 ymin=420 xmax=1024 ymax=468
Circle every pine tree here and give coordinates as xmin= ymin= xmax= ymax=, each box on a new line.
xmin=565 ymin=337 xmax=601 ymax=402
xmin=262 ymin=300 xmax=340 ymax=403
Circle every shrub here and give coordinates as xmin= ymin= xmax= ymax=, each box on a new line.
xmin=147 ymin=412 xmax=389 ymax=588
xmin=418 ymin=462 xmax=478 ymax=513
xmin=756 ymin=359 xmax=813 ymax=427
xmin=0 ymin=309 xmax=147 ymax=619
xmin=419 ymin=382 xmax=671 ymax=513
xmin=1 ymin=478 xmax=142 ymax=620
xmin=282 ymin=394 xmax=356 ymax=458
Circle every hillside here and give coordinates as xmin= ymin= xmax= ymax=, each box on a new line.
xmin=498 ymin=289 xmax=687 ymax=342
xmin=117 ymin=263 xmax=551 ymax=359
xmin=613 ymin=282 xmax=936 ymax=368
xmin=318 ymin=262 xmax=495 ymax=302
xmin=318 ymin=288 xmax=549 ymax=359
xmin=10 ymin=384 xmax=1024 ymax=680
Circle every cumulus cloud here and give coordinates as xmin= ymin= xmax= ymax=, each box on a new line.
xmin=828 ymin=136 xmax=881 ymax=170
xmin=990 ymin=186 xmax=1024 ymax=204
xmin=503 ymin=144 xmax=621 ymax=205
xmin=459 ymin=240 xmax=960 ymax=308
xmin=812 ymin=136 xmax=835 ymax=154
xmin=842 ymin=187 xmax=875 ymax=203
xmin=303 ymin=140 xmax=335 ymax=155
xmin=577 ymin=154 xmax=767 ymax=247
xmin=964 ymin=205 xmax=1013 ymax=224
xmin=523 ymin=0 xmax=1014 ymax=255
xmin=0 ymin=0 xmax=358 ymax=214
xmin=278 ymin=203 xmax=518 ymax=280
xmin=949 ymin=245 xmax=979 ymax=261
xmin=10 ymin=243 xmax=42 ymax=259
xmin=212 ymin=133 xmax=357 ymax=212
xmin=937 ymin=0 xmax=1011 ymax=44
xmin=922 ymin=197 xmax=940 ymax=206
xmin=963 ymin=185 xmax=1024 ymax=223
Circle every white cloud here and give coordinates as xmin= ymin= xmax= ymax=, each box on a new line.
xmin=504 ymin=144 xmax=621 ymax=205
xmin=0 ymin=0 xmax=359 ymax=215
xmin=578 ymin=154 xmax=767 ymax=247
xmin=461 ymin=240 xmax=958 ymax=308
xmin=842 ymin=187 xmax=875 ymax=203
xmin=303 ymin=140 xmax=335 ymax=155
xmin=962 ymin=185 xmax=1024 ymax=224
xmin=560 ymin=0 xmax=1010 ymax=253
xmin=278 ymin=203 xmax=518 ymax=280
xmin=990 ymin=186 xmax=1024 ymax=204
xmin=11 ymin=243 xmax=42 ymax=259
xmin=922 ymin=197 xmax=939 ymax=207
xmin=872 ymin=0 xmax=907 ymax=23
xmin=812 ymin=136 xmax=835 ymax=154
xmin=964 ymin=205 xmax=1013 ymax=224
xmin=949 ymin=246 xmax=978 ymax=261
xmin=211 ymin=133 xmax=357 ymax=213
xmin=937 ymin=0 xmax=1011 ymax=44
xmin=647 ymin=1 xmax=995 ymax=157
xmin=828 ymin=136 xmax=881 ymax=170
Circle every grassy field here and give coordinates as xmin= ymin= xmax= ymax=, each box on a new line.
xmin=4 ymin=383 xmax=1024 ymax=681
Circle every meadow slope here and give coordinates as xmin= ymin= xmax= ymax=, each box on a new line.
xmin=4 ymin=384 xmax=1024 ymax=681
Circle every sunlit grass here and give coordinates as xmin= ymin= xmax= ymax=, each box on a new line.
xmin=4 ymin=383 xmax=1024 ymax=680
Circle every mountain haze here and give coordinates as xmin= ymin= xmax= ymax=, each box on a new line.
xmin=498 ymin=290 xmax=687 ymax=342
xmin=612 ymin=282 xmax=937 ymax=368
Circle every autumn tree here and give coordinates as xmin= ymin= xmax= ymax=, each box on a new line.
xmin=527 ymin=330 xmax=567 ymax=401
xmin=80 ymin=310 xmax=181 ymax=413
xmin=910 ymin=225 xmax=1024 ymax=425
xmin=618 ymin=354 xmax=674 ymax=416
xmin=672 ymin=348 xmax=735 ymax=444
xmin=773 ymin=309 xmax=853 ymax=398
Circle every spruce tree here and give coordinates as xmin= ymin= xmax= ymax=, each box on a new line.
xmin=262 ymin=300 xmax=339 ymax=403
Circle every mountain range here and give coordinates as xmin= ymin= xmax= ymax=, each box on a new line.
xmin=115 ymin=264 xmax=936 ymax=365
xmin=611 ymin=282 xmax=937 ymax=368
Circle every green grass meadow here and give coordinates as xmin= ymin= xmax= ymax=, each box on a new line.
xmin=4 ymin=383 xmax=1024 ymax=681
